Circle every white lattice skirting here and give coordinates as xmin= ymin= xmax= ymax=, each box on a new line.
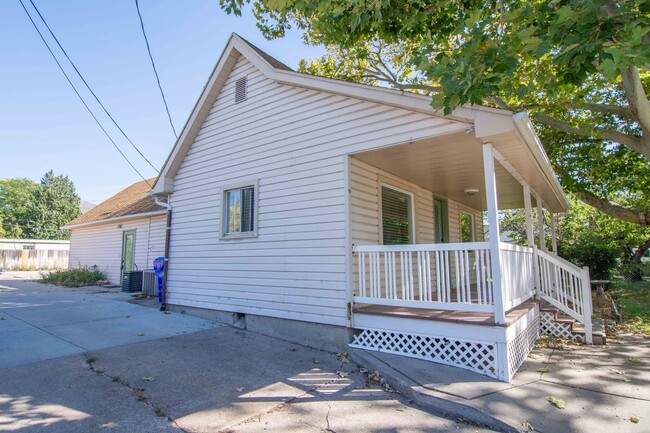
xmin=540 ymin=311 xmax=583 ymax=341
xmin=350 ymin=329 xmax=498 ymax=378
xmin=507 ymin=315 xmax=540 ymax=378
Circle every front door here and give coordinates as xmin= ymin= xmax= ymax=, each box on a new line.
xmin=434 ymin=198 xmax=449 ymax=243
xmin=121 ymin=230 xmax=136 ymax=280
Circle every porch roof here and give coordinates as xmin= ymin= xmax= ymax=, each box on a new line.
xmin=352 ymin=112 xmax=568 ymax=213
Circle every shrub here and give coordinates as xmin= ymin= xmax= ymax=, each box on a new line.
xmin=41 ymin=266 xmax=105 ymax=288
xmin=560 ymin=239 xmax=619 ymax=281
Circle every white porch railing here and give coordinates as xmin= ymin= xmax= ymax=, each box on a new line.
xmin=536 ymin=247 xmax=593 ymax=343
xmin=353 ymin=241 xmax=593 ymax=343
xmin=353 ymin=242 xmax=495 ymax=313
xmin=499 ymin=242 xmax=536 ymax=311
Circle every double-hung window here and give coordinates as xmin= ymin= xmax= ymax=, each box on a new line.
xmin=222 ymin=181 xmax=258 ymax=238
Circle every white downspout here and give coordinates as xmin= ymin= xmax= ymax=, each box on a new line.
xmin=152 ymin=194 xmax=172 ymax=311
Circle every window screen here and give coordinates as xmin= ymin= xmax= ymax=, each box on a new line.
xmin=382 ymin=186 xmax=412 ymax=245
xmin=460 ymin=211 xmax=474 ymax=242
xmin=225 ymin=186 xmax=255 ymax=234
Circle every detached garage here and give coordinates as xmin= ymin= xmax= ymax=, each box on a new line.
xmin=63 ymin=179 xmax=166 ymax=285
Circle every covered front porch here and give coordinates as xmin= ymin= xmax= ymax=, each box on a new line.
xmin=346 ymin=112 xmax=593 ymax=382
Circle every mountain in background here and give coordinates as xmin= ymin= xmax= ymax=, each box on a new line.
xmin=80 ymin=200 xmax=96 ymax=214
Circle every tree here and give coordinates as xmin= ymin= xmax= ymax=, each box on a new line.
xmin=218 ymin=0 xmax=650 ymax=258
xmin=501 ymin=196 xmax=650 ymax=263
xmin=0 ymin=178 xmax=37 ymax=238
xmin=21 ymin=171 xmax=80 ymax=240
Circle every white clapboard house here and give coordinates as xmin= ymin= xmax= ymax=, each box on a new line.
xmin=64 ymin=179 xmax=166 ymax=285
xmin=149 ymin=34 xmax=595 ymax=382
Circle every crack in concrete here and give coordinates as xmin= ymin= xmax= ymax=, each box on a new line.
xmin=216 ymin=369 xmax=353 ymax=433
xmin=82 ymin=354 xmax=189 ymax=433
xmin=323 ymin=401 xmax=335 ymax=433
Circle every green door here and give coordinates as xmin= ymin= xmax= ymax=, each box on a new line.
xmin=121 ymin=230 xmax=136 ymax=280
xmin=434 ymin=198 xmax=449 ymax=243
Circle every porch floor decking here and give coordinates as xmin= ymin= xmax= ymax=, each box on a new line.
xmin=353 ymin=300 xmax=537 ymax=327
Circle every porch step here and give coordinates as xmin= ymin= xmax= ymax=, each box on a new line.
xmin=539 ymin=302 xmax=606 ymax=345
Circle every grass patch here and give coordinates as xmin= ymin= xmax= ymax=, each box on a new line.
xmin=609 ymin=278 xmax=650 ymax=335
xmin=41 ymin=266 xmax=106 ymax=288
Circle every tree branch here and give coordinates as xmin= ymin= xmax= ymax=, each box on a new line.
xmin=484 ymin=96 xmax=511 ymax=110
xmin=533 ymin=113 xmax=649 ymax=159
xmin=421 ymin=4 xmax=437 ymax=15
xmin=571 ymin=189 xmax=649 ymax=226
xmin=580 ymin=102 xmax=634 ymax=119
xmin=621 ymin=66 xmax=650 ymax=141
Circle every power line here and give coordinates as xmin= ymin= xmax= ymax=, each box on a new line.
xmin=28 ymin=0 xmax=159 ymax=173
xmin=18 ymin=0 xmax=152 ymax=188
xmin=135 ymin=0 xmax=178 ymax=139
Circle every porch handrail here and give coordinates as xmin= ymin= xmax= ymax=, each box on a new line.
xmin=536 ymin=247 xmax=593 ymax=343
xmin=354 ymin=242 xmax=490 ymax=253
xmin=353 ymin=242 xmax=495 ymax=313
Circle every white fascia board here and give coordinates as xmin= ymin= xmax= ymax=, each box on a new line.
xmin=61 ymin=210 xmax=167 ymax=230
xmin=269 ymin=68 xmax=515 ymax=124
xmin=152 ymin=34 xmax=243 ymax=194
xmin=513 ymin=112 xmax=570 ymax=212
xmin=151 ymin=32 xmax=517 ymax=194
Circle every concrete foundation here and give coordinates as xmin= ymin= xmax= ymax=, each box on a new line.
xmin=166 ymin=303 xmax=355 ymax=353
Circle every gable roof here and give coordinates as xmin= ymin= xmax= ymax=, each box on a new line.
xmin=238 ymin=35 xmax=293 ymax=71
xmin=63 ymin=179 xmax=164 ymax=229
xmin=151 ymin=33 xmax=569 ymax=212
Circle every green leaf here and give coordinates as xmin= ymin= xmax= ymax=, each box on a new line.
xmin=547 ymin=396 xmax=566 ymax=409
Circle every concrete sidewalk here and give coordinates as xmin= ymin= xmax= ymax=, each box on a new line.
xmin=352 ymin=334 xmax=650 ymax=433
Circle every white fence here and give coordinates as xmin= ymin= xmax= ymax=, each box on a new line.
xmin=354 ymin=242 xmax=495 ymax=313
xmin=0 ymin=249 xmax=69 ymax=270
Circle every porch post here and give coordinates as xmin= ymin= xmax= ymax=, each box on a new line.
xmin=523 ymin=184 xmax=534 ymax=247
xmin=482 ymin=143 xmax=506 ymax=325
xmin=550 ymin=213 xmax=558 ymax=253
xmin=537 ymin=199 xmax=546 ymax=251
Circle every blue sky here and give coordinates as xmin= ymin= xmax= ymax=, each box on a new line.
xmin=0 ymin=0 xmax=322 ymax=203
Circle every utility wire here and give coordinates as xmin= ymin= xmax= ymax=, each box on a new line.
xmin=18 ymin=0 xmax=152 ymax=187
xmin=135 ymin=0 xmax=178 ymax=139
xmin=28 ymin=0 xmax=159 ymax=173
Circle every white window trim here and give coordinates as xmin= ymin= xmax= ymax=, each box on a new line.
xmin=220 ymin=179 xmax=259 ymax=240
xmin=459 ymin=210 xmax=475 ymax=242
xmin=379 ymin=182 xmax=416 ymax=245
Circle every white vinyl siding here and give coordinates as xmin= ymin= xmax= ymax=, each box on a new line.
xmin=167 ymin=55 xmax=461 ymax=326
xmin=68 ymin=215 xmax=166 ymax=284
xmin=350 ymin=157 xmax=483 ymax=246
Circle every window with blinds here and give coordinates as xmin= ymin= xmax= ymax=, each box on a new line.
xmin=224 ymin=186 xmax=255 ymax=235
xmin=381 ymin=185 xmax=412 ymax=245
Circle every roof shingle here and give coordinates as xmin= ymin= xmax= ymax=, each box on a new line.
xmin=65 ymin=178 xmax=164 ymax=227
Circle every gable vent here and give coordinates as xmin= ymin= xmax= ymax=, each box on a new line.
xmin=235 ymin=76 xmax=247 ymax=103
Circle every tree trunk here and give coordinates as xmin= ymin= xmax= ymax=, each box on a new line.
xmin=630 ymin=236 xmax=650 ymax=265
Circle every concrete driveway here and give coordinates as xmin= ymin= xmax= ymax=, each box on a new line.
xmin=0 ymin=274 xmax=218 ymax=369
xmin=0 ymin=273 xmax=494 ymax=433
